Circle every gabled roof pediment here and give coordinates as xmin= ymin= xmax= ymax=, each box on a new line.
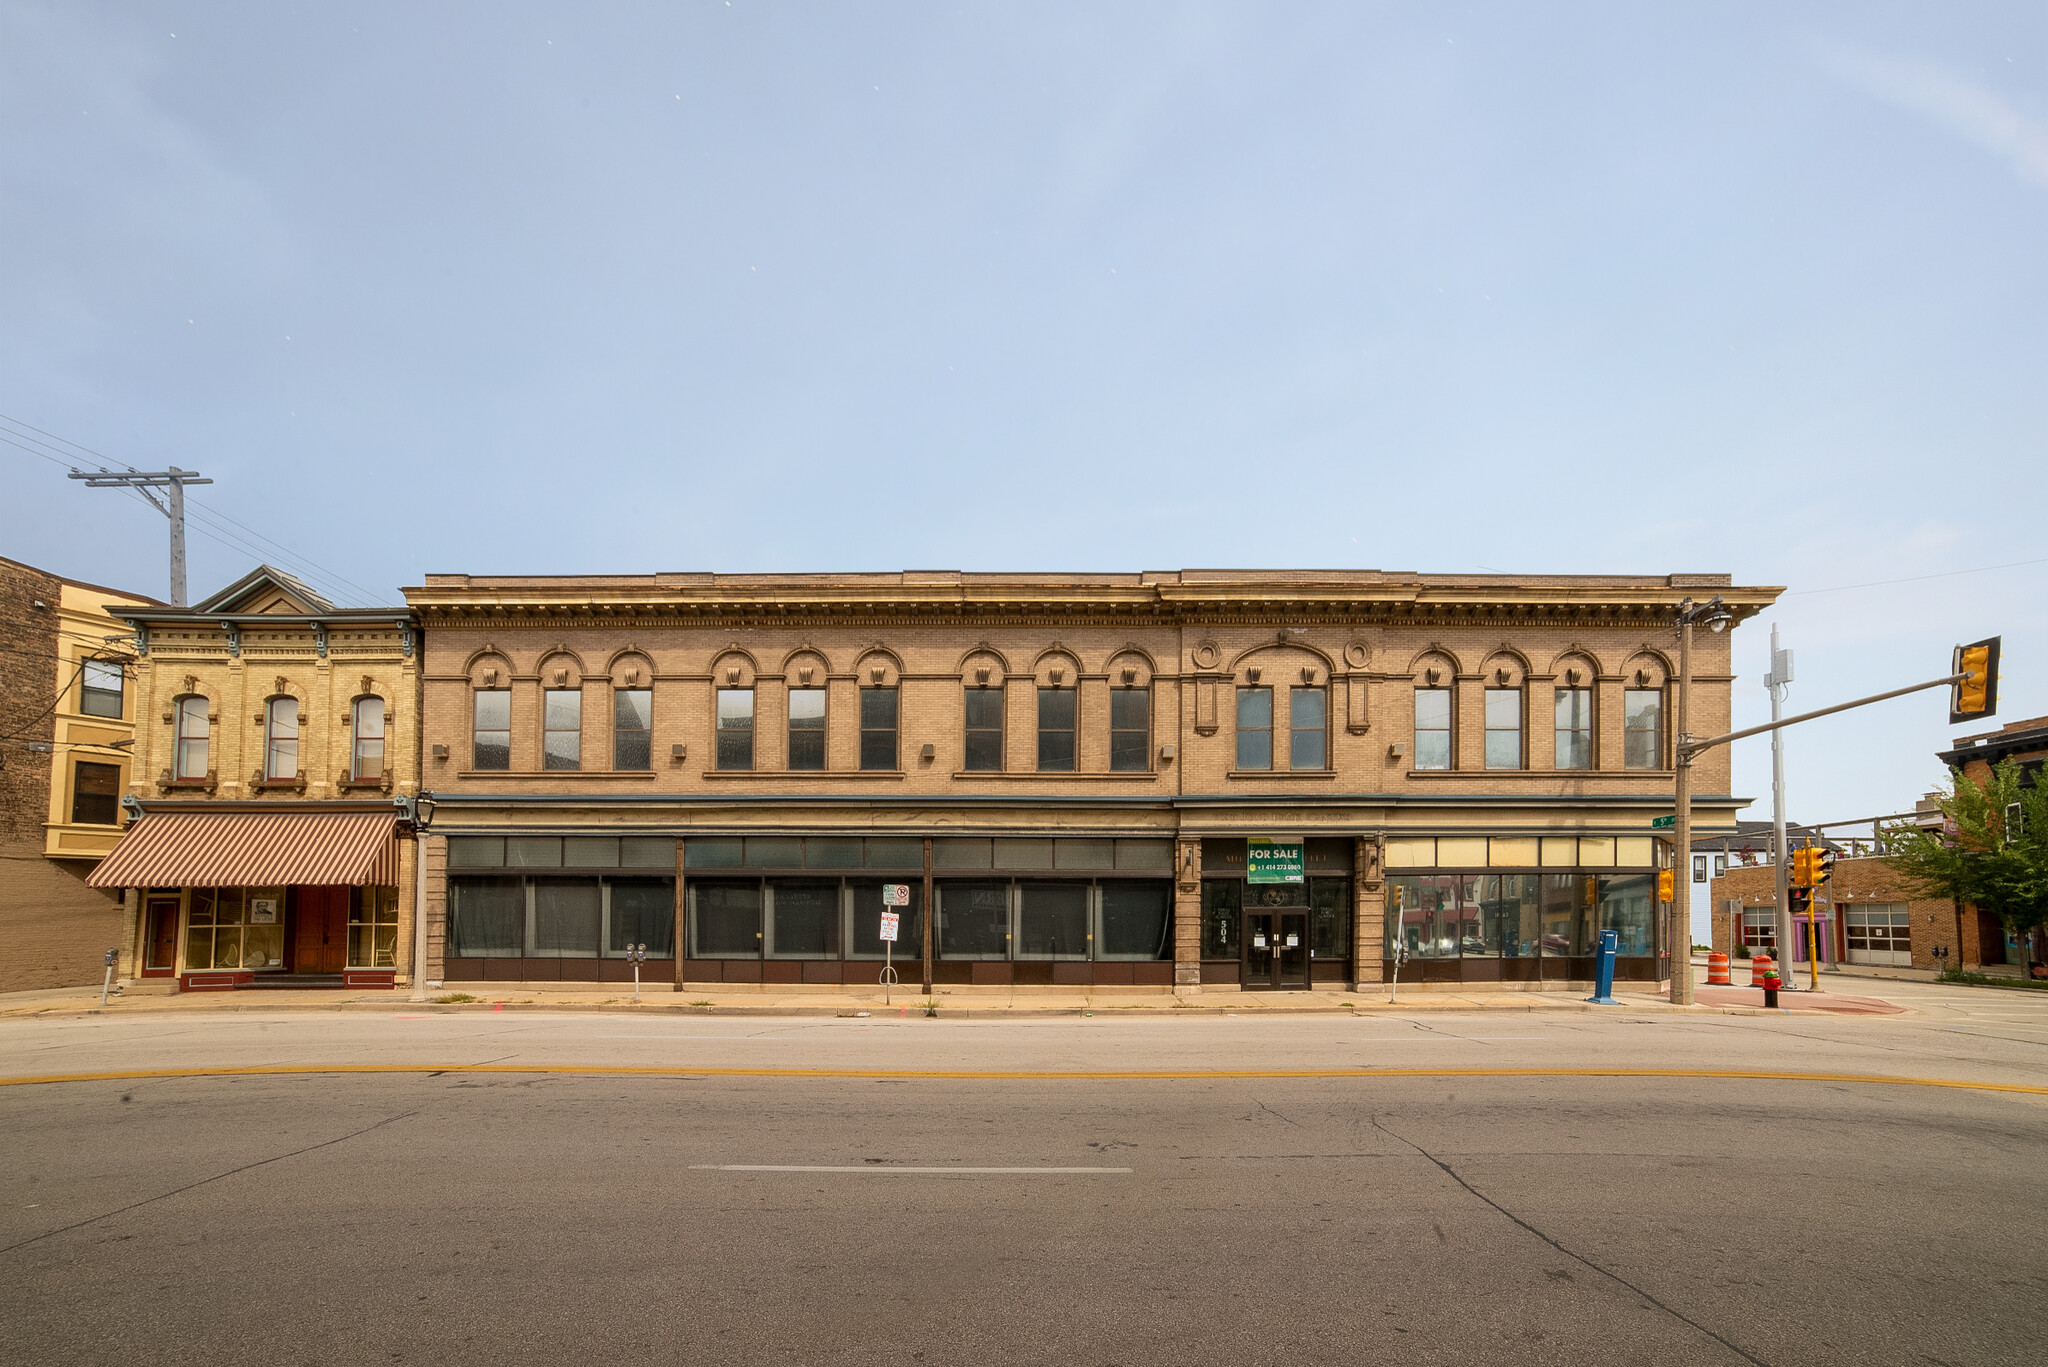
xmin=190 ymin=565 xmax=335 ymax=616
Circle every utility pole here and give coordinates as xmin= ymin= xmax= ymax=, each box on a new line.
xmin=1764 ymin=627 xmax=1795 ymax=986
xmin=66 ymin=466 xmax=212 ymax=606
xmin=1669 ymin=595 xmax=1736 ymax=1006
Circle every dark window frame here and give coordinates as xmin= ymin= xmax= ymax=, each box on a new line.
xmin=859 ymin=686 xmax=898 ymax=771
xmin=1555 ymin=687 xmax=1594 ymax=770
xmin=1236 ymin=686 xmax=1273 ymax=770
xmin=472 ymin=689 xmax=511 ymax=771
xmin=1414 ymin=687 xmax=1452 ymax=770
xmin=71 ymin=759 xmax=121 ymax=825
xmin=173 ymin=694 xmax=209 ymax=780
xmin=787 ymin=687 xmax=827 ymax=771
xmin=79 ymin=658 xmax=124 ymax=719
xmin=963 ymin=686 xmax=1004 ymax=772
xmin=715 ymin=688 xmax=755 ymax=771
xmin=1484 ymin=687 xmax=1522 ymax=770
xmin=265 ymin=695 xmax=299 ymax=781
xmin=1289 ymin=685 xmax=1327 ymax=770
xmin=1623 ymin=687 xmax=1664 ymax=770
xmin=352 ymin=695 xmax=386 ymax=781
xmin=1036 ymin=687 xmax=1076 ymax=772
xmin=1109 ymin=687 xmax=1150 ymax=772
xmin=613 ymin=687 xmax=652 ymax=771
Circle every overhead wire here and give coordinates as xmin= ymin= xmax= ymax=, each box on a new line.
xmin=1 ymin=415 xmax=388 ymax=609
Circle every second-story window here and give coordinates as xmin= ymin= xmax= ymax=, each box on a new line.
xmin=543 ymin=690 xmax=580 ymax=771
xmin=788 ymin=687 xmax=826 ymax=770
xmin=1624 ymin=688 xmax=1664 ymax=769
xmin=860 ymin=687 xmax=898 ymax=770
xmin=72 ymin=760 xmax=120 ymax=825
xmin=1484 ymin=688 xmax=1522 ymax=769
xmin=265 ymin=697 xmax=299 ymax=781
xmin=1413 ymin=688 xmax=1451 ymax=770
xmin=1037 ymin=687 xmax=1075 ymax=771
xmin=614 ymin=688 xmax=652 ymax=770
xmin=1555 ymin=688 xmax=1593 ymax=770
xmin=716 ymin=689 xmax=754 ymax=770
xmin=353 ymin=697 xmax=386 ymax=780
xmin=80 ymin=658 xmax=124 ymax=719
xmin=174 ymin=695 xmax=209 ymax=779
xmin=964 ymin=688 xmax=1003 ymax=771
xmin=1110 ymin=688 xmax=1149 ymax=772
xmin=473 ymin=690 xmax=511 ymax=770
xmin=1290 ymin=686 xmax=1326 ymax=769
xmin=1236 ymin=686 xmax=1273 ymax=770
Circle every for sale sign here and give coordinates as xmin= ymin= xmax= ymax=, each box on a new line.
xmin=1246 ymin=837 xmax=1304 ymax=884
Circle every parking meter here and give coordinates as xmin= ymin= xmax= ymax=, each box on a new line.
xmin=1588 ymin=928 xmax=1619 ymax=1005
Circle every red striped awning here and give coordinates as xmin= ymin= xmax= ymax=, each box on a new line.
xmin=87 ymin=810 xmax=400 ymax=889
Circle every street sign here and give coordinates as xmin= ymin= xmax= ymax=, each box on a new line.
xmin=1247 ymin=837 xmax=1304 ymax=883
xmin=879 ymin=911 xmax=900 ymax=942
xmin=1650 ymin=815 xmax=1677 ymax=829
xmin=881 ymin=883 xmax=910 ymax=906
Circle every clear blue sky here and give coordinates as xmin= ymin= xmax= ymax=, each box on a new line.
xmin=4 ymin=2 xmax=2043 ymax=841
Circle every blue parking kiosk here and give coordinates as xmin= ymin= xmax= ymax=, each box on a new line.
xmin=1587 ymin=928 xmax=1619 ymax=1005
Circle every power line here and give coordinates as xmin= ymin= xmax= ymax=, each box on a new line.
xmin=2 ymin=415 xmax=387 ymax=609
xmin=1780 ymin=557 xmax=2048 ymax=596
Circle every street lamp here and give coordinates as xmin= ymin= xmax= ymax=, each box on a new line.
xmin=399 ymin=791 xmax=437 ymax=1003
xmin=1670 ymin=596 xmax=1733 ymax=1006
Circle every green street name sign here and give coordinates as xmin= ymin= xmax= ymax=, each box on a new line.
xmin=1247 ymin=837 xmax=1305 ymax=884
xmin=1650 ymin=815 xmax=1677 ymax=829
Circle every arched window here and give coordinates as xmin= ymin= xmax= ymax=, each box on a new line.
xmin=265 ymin=697 xmax=299 ymax=781
xmin=352 ymin=696 xmax=386 ymax=780
xmin=174 ymin=696 xmax=209 ymax=780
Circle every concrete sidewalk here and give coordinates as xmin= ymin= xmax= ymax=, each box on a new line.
xmin=0 ymin=977 xmax=1845 ymax=1019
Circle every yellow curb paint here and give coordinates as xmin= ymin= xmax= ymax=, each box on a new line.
xmin=0 ymin=1064 xmax=2043 ymax=1096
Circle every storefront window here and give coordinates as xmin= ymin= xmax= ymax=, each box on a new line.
xmin=449 ymin=877 xmax=524 ymax=956
xmin=940 ymin=881 xmax=1011 ymax=960
xmin=691 ymin=881 xmax=761 ymax=957
xmin=1387 ymin=875 xmax=1475 ymax=958
xmin=1308 ymin=877 xmax=1350 ymax=959
xmin=348 ymin=887 xmax=400 ymax=968
xmin=609 ymin=879 xmax=675 ymax=957
xmin=1016 ymin=882 xmax=1089 ymax=959
xmin=184 ymin=887 xmax=286 ymax=971
xmin=846 ymin=881 xmax=922 ymax=960
xmin=1597 ymin=874 xmax=1657 ymax=956
xmin=1541 ymin=875 xmax=1592 ymax=957
xmin=1099 ymin=883 xmax=1171 ymax=960
xmin=531 ymin=878 xmax=600 ymax=956
xmin=1481 ymin=874 xmax=1543 ymax=959
xmin=1200 ymin=878 xmax=1242 ymax=959
xmin=766 ymin=880 xmax=837 ymax=958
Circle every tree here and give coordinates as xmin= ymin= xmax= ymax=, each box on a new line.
xmin=1883 ymin=759 xmax=2048 ymax=948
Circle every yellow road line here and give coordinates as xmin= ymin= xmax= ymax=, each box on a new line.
xmin=0 ymin=1064 xmax=2044 ymax=1096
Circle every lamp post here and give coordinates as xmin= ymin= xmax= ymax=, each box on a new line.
xmin=400 ymin=792 xmax=437 ymax=1003
xmin=1671 ymin=596 xmax=1734 ymax=1006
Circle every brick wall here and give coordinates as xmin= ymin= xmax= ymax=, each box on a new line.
xmin=0 ymin=558 xmax=125 ymax=991
xmin=1708 ymin=857 xmax=1956 ymax=970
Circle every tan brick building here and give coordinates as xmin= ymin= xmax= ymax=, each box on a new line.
xmin=85 ymin=567 xmax=422 ymax=990
xmin=407 ymin=569 xmax=1775 ymax=993
xmin=0 ymin=555 xmax=153 ymax=992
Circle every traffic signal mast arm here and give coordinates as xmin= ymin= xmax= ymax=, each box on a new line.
xmin=1678 ymin=671 xmax=1971 ymax=762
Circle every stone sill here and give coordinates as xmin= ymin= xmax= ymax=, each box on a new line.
xmin=1404 ymin=769 xmax=1676 ymax=780
xmin=951 ymin=770 xmax=1159 ymax=781
xmin=455 ymin=769 xmax=660 ymax=780
xmin=1224 ymin=769 xmax=1337 ymax=780
xmin=702 ymin=769 xmax=906 ymax=780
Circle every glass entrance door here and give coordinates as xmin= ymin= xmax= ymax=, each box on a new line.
xmin=1244 ymin=911 xmax=1310 ymax=989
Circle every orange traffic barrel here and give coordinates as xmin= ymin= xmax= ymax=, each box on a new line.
xmin=1748 ymin=952 xmax=1775 ymax=987
xmin=1707 ymin=951 xmax=1731 ymax=986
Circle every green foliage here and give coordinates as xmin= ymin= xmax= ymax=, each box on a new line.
xmin=1883 ymin=760 xmax=2048 ymax=939
xmin=1938 ymin=967 xmax=2048 ymax=992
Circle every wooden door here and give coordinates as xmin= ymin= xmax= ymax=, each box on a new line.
xmin=294 ymin=888 xmax=345 ymax=973
xmin=145 ymin=898 xmax=180 ymax=973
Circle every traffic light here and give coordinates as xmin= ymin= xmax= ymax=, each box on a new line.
xmin=1950 ymin=637 xmax=2001 ymax=724
xmin=1790 ymin=848 xmax=1813 ymax=887
xmin=1813 ymin=849 xmax=1835 ymax=887
xmin=1657 ymin=869 xmax=1675 ymax=902
xmin=1789 ymin=885 xmax=1810 ymax=916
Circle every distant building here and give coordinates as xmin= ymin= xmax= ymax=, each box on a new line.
xmin=0 ymin=556 xmax=155 ymax=991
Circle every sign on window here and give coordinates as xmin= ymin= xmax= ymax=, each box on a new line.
xmin=1246 ymin=837 xmax=1304 ymax=884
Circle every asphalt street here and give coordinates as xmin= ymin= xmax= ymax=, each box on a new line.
xmin=4 ymin=1000 xmax=2045 ymax=1366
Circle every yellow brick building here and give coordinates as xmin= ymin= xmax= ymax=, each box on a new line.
xmin=86 ymin=567 xmax=422 ymax=990
xmin=407 ymin=569 xmax=1776 ymax=994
